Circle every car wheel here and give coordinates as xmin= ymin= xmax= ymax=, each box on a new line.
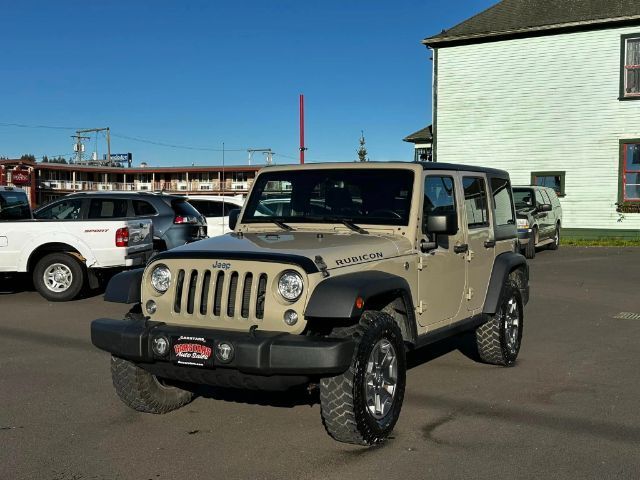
xmin=475 ymin=278 xmax=523 ymax=366
xmin=111 ymin=356 xmax=194 ymax=414
xmin=33 ymin=252 xmax=85 ymax=301
xmin=548 ymin=224 xmax=560 ymax=250
xmin=523 ymin=227 xmax=537 ymax=259
xmin=319 ymin=311 xmax=406 ymax=446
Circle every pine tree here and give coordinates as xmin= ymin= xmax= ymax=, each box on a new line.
xmin=357 ymin=131 xmax=368 ymax=162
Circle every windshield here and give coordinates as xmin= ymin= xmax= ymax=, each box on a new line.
xmin=513 ymin=188 xmax=535 ymax=209
xmin=0 ymin=190 xmax=31 ymax=220
xmin=243 ymin=168 xmax=414 ymax=226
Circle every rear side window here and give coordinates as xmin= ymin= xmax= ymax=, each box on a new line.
xmin=0 ymin=191 xmax=31 ymax=220
xmin=35 ymin=199 xmax=83 ymax=220
xmin=172 ymin=200 xmax=202 ymax=217
xmin=490 ymin=177 xmax=515 ymax=227
xmin=88 ymin=199 xmax=128 ymax=219
xmin=132 ymin=200 xmax=157 ymax=216
xmin=462 ymin=177 xmax=489 ymax=228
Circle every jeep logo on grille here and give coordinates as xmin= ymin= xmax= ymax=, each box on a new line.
xmin=213 ymin=261 xmax=232 ymax=270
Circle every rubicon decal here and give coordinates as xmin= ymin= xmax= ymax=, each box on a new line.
xmin=335 ymin=252 xmax=384 ymax=266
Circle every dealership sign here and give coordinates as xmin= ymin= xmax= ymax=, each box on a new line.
xmin=11 ymin=167 xmax=30 ymax=186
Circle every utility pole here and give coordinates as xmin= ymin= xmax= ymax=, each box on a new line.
xmin=299 ymin=94 xmax=307 ymax=164
xmin=247 ymin=148 xmax=273 ymax=166
xmin=74 ymin=127 xmax=112 ymax=165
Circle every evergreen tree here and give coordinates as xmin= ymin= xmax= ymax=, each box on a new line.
xmin=357 ymin=131 xmax=368 ymax=162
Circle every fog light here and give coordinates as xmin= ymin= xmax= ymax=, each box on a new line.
xmin=283 ymin=309 xmax=298 ymax=326
xmin=151 ymin=335 xmax=170 ymax=357
xmin=215 ymin=342 xmax=234 ymax=363
xmin=146 ymin=300 xmax=157 ymax=314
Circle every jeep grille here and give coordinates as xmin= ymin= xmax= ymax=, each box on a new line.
xmin=173 ymin=268 xmax=268 ymax=321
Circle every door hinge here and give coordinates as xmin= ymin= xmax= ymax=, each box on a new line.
xmin=466 ymin=287 xmax=475 ymax=301
xmin=416 ymin=301 xmax=426 ymax=314
xmin=417 ymin=256 xmax=425 ymax=271
xmin=466 ymin=250 xmax=474 ymax=262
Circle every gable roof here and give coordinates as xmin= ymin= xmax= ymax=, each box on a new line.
xmin=424 ymin=0 xmax=640 ymax=47
xmin=403 ymin=125 xmax=433 ymax=143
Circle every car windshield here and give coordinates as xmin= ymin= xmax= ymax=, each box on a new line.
xmin=242 ymin=168 xmax=414 ymax=226
xmin=512 ymin=189 xmax=535 ymax=209
xmin=0 ymin=190 xmax=31 ymax=220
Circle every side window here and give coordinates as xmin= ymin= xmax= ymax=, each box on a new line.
xmin=35 ymin=199 xmax=83 ymax=220
xmin=223 ymin=202 xmax=239 ymax=216
xmin=422 ymin=176 xmax=456 ymax=233
xmin=462 ymin=177 xmax=489 ymax=228
xmin=490 ymin=177 xmax=515 ymax=226
xmin=88 ymin=199 xmax=128 ymax=219
xmin=534 ymin=189 xmax=545 ymax=206
xmin=132 ymin=200 xmax=157 ymax=216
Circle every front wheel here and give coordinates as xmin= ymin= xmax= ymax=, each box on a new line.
xmin=319 ymin=311 xmax=406 ymax=446
xmin=33 ymin=252 xmax=85 ymax=301
xmin=111 ymin=356 xmax=194 ymax=414
xmin=475 ymin=279 xmax=523 ymax=366
xmin=523 ymin=227 xmax=537 ymax=259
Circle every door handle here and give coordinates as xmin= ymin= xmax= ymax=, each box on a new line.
xmin=484 ymin=240 xmax=496 ymax=248
xmin=454 ymin=243 xmax=469 ymax=254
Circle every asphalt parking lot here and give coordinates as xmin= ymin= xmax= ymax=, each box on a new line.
xmin=1 ymin=247 xmax=640 ymax=480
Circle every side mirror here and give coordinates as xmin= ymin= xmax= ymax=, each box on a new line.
xmin=538 ymin=204 xmax=552 ymax=212
xmin=228 ymin=208 xmax=241 ymax=230
xmin=425 ymin=213 xmax=458 ymax=236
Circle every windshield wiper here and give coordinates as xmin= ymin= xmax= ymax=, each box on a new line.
xmin=315 ymin=216 xmax=368 ymax=234
xmin=271 ymin=220 xmax=294 ymax=231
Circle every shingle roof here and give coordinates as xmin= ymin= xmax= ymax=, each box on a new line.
xmin=424 ymin=0 xmax=640 ymax=47
xmin=403 ymin=125 xmax=433 ymax=143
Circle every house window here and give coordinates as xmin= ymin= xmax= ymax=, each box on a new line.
xmin=621 ymin=142 xmax=640 ymax=203
xmin=621 ymin=34 xmax=640 ymax=99
xmin=531 ymin=171 xmax=565 ymax=196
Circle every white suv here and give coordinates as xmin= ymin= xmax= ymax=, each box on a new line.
xmin=187 ymin=195 xmax=244 ymax=237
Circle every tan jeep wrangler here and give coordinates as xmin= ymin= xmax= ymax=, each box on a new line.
xmin=91 ymin=162 xmax=529 ymax=446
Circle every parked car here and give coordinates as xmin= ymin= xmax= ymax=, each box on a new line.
xmin=34 ymin=192 xmax=207 ymax=252
xmin=92 ymin=161 xmax=529 ymax=446
xmin=513 ymin=185 xmax=562 ymax=259
xmin=0 ymin=186 xmax=32 ymax=220
xmin=1 ymin=189 xmax=153 ymax=301
xmin=187 ymin=195 xmax=244 ymax=237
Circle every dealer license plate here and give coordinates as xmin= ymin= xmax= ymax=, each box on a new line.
xmin=171 ymin=335 xmax=215 ymax=367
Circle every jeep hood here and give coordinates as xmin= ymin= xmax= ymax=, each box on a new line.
xmin=157 ymin=232 xmax=413 ymax=271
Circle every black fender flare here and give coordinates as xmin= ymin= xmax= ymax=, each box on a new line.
xmin=483 ymin=252 xmax=529 ymax=315
xmin=304 ymin=271 xmax=418 ymax=343
xmin=104 ymin=268 xmax=144 ymax=304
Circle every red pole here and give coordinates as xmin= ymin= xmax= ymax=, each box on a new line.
xmin=299 ymin=94 xmax=305 ymax=164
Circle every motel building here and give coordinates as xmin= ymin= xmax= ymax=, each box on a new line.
xmin=410 ymin=0 xmax=640 ymax=239
xmin=0 ymin=159 xmax=260 ymax=208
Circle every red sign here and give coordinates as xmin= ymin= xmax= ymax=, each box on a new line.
xmin=11 ymin=168 xmax=30 ymax=186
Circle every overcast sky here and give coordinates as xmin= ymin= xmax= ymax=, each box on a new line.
xmin=0 ymin=0 xmax=495 ymax=166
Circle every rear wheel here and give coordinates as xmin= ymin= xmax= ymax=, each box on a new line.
xmin=319 ymin=311 xmax=406 ymax=445
xmin=475 ymin=279 xmax=523 ymax=366
xmin=33 ymin=252 xmax=85 ymax=301
xmin=111 ymin=356 xmax=194 ymax=414
xmin=548 ymin=224 xmax=560 ymax=250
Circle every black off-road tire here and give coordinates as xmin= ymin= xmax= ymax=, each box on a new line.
xmin=33 ymin=252 xmax=85 ymax=302
xmin=319 ymin=311 xmax=406 ymax=446
xmin=475 ymin=279 xmax=523 ymax=366
xmin=523 ymin=227 xmax=537 ymax=259
xmin=548 ymin=224 xmax=560 ymax=250
xmin=111 ymin=356 xmax=194 ymax=414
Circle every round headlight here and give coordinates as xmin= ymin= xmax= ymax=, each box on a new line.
xmin=150 ymin=265 xmax=171 ymax=293
xmin=278 ymin=270 xmax=304 ymax=301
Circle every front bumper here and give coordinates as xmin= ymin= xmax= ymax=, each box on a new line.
xmin=517 ymin=229 xmax=532 ymax=245
xmin=91 ymin=318 xmax=355 ymax=377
